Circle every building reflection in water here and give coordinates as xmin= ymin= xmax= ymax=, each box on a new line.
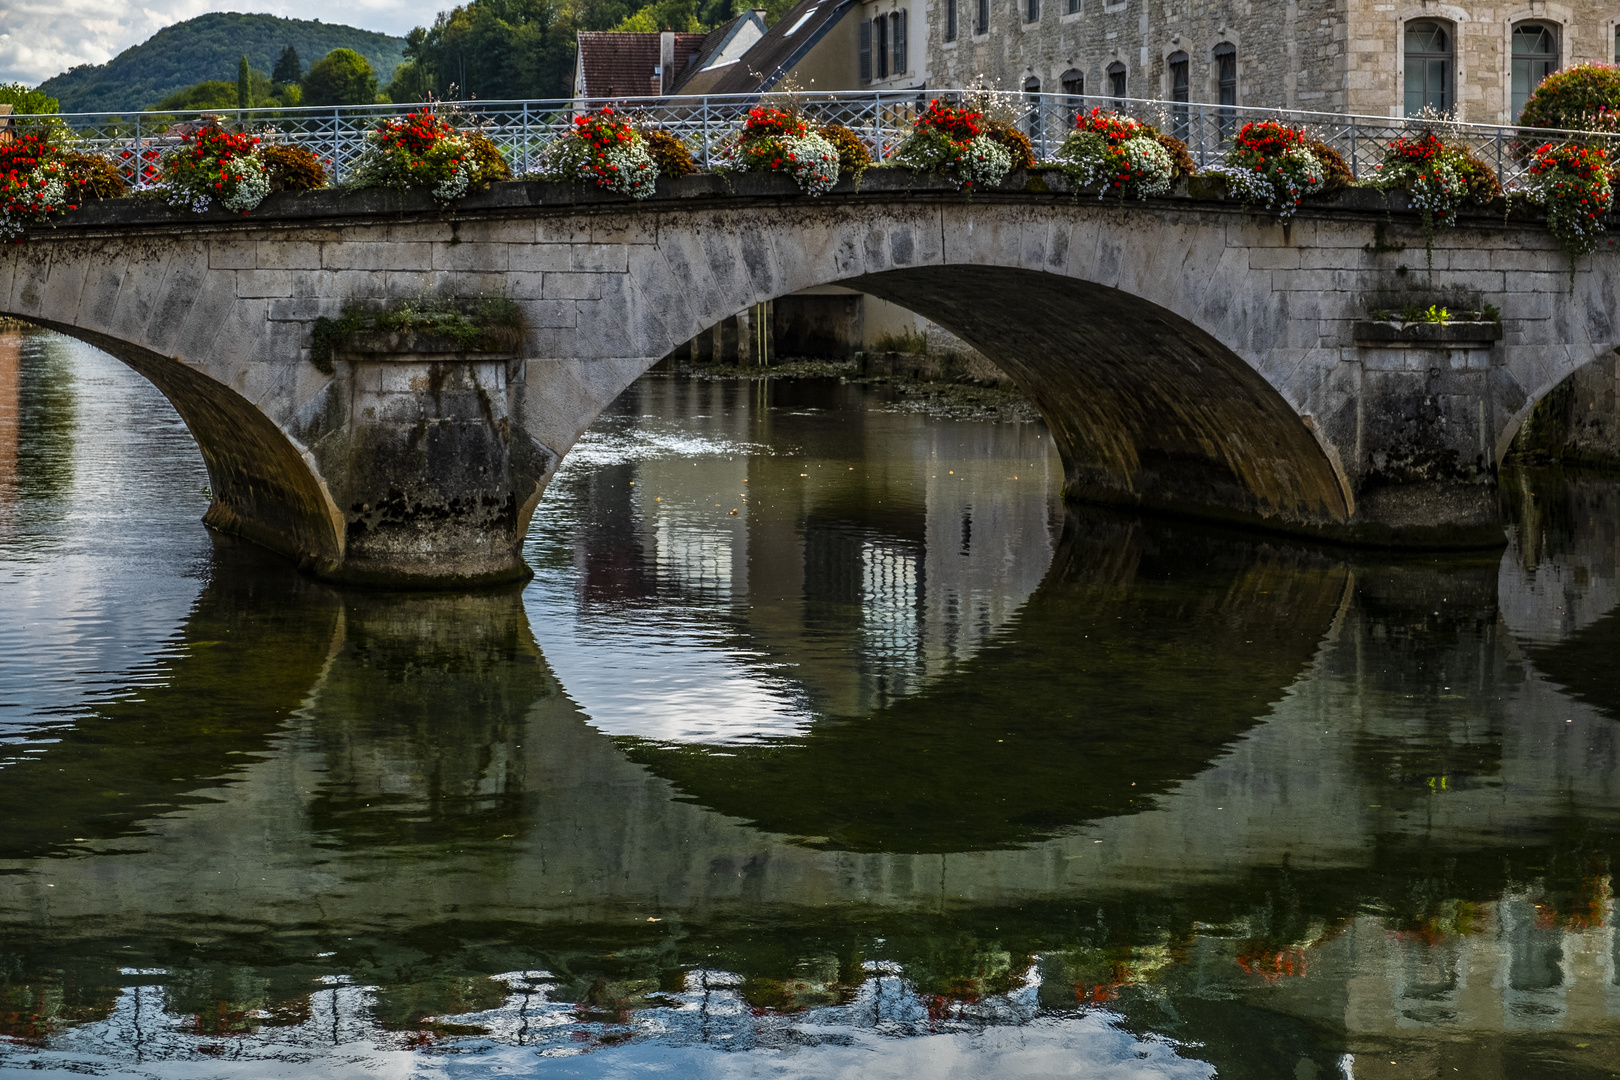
xmin=0 ymin=328 xmax=18 ymax=508
xmin=527 ymin=374 xmax=1061 ymax=738
xmin=5 ymin=336 xmax=1620 ymax=1077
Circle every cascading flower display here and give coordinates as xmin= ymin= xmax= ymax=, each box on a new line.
xmin=540 ymin=108 xmax=659 ymax=199
xmin=1366 ymin=130 xmax=1500 ymax=265
xmin=889 ymin=100 xmax=1012 ymax=191
xmin=1524 ymin=141 xmax=1613 ymax=264
xmin=1206 ymin=121 xmax=1325 ymax=220
xmin=1053 ymin=109 xmax=1176 ymax=199
xmin=351 ymin=109 xmax=508 ymax=202
xmin=158 ymin=124 xmax=270 ymax=215
xmin=715 ymin=106 xmax=841 ymax=197
xmin=0 ymin=133 xmax=73 ymax=242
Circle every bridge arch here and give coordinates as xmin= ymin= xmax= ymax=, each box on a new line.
xmin=8 ymin=181 xmax=1614 ymax=583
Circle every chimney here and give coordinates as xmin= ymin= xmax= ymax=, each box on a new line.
xmin=660 ymin=31 xmax=675 ymax=93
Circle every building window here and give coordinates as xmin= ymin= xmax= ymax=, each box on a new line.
xmin=1168 ymin=51 xmax=1189 ymax=138
xmin=945 ymin=0 xmax=957 ymax=41
xmin=892 ymin=10 xmax=906 ymax=76
xmin=1403 ymin=20 xmax=1453 ymax=115
xmin=1213 ymin=42 xmax=1236 ymax=139
xmin=976 ymin=0 xmax=988 ymax=34
xmin=1512 ymin=23 xmax=1557 ymax=120
xmin=875 ymin=15 xmax=889 ymax=79
xmin=1026 ymin=0 xmax=1039 ymax=22
xmin=1068 ymin=0 xmax=1080 ymax=11
xmin=1214 ymin=42 xmax=1236 ymax=105
xmin=1024 ymin=75 xmax=1042 ymax=138
xmin=859 ymin=19 xmax=872 ymax=81
xmin=1060 ymin=69 xmax=1083 ymax=122
xmin=1107 ymin=62 xmax=1126 ymax=102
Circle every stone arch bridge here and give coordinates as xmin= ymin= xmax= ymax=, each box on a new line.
xmin=0 ymin=172 xmax=1610 ymax=586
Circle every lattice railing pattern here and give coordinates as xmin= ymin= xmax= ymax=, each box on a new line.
xmin=9 ymin=90 xmax=1616 ymax=192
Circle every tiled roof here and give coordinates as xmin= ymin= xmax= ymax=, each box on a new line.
xmin=576 ymin=32 xmax=709 ymax=99
xmin=674 ymin=0 xmax=854 ymax=97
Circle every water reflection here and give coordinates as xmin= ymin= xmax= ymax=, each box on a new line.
xmin=4 ymin=331 xmax=1620 ymax=1078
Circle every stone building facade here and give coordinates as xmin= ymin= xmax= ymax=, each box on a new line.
xmin=918 ymin=0 xmax=1620 ymax=124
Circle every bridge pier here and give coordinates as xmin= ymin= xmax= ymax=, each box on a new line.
xmin=300 ymin=333 xmax=552 ymax=588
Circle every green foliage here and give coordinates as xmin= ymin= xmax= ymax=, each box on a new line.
xmin=151 ymin=70 xmax=298 ymax=113
xmin=312 ymin=297 xmax=525 ymax=371
xmin=1518 ymin=63 xmax=1620 ymax=132
xmin=237 ymin=55 xmax=252 ymax=109
xmin=303 ymin=49 xmax=380 ymax=107
xmin=260 ymin=144 xmax=328 ymax=191
xmin=818 ymin=124 xmax=871 ymax=180
xmin=0 ymin=83 xmax=60 ymax=118
xmin=59 ymin=151 xmax=127 ymax=200
xmin=36 ymin=13 xmax=406 ymax=114
xmin=272 ymin=45 xmax=303 ymax=85
xmin=643 ymin=128 xmax=697 ymax=178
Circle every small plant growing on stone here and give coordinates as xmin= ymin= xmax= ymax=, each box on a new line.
xmin=1052 ymin=109 xmax=1177 ymax=200
xmin=310 ymin=295 xmax=525 ymax=373
xmin=0 ymin=132 xmax=72 ymax=241
xmin=714 ymin=105 xmax=841 ymax=197
xmin=351 ymin=109 xmax=508 ymax=203
xmin=1204 ymin=120 xmax=1326 ymax=221
xmin=158 ymin=123 xmax=270 ymax=215
xmin=889 ymin=100 xmax=1012 ymax=192
xmin=534 ymin=108 xmax=659 ymax=199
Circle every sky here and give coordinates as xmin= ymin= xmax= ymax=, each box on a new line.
xmin=0 ymin=0 xmax=423 ymax=88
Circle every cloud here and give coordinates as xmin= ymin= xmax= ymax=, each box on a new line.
xmin=0 ymin=0 xmax=427 ymax=88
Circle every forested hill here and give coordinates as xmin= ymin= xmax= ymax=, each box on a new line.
xmin=38 ymin=13 xmax=408 ymax=112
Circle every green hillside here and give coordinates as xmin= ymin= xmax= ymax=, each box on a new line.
xmin=37 ymin=13 xmax=407 ymax=113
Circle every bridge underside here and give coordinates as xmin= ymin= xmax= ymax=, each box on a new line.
xmin=847 ymin=267 xmax=1499 ymax=547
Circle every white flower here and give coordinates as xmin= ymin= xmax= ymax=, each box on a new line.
xmin=1119 ymin=135 xmax=1175 ymax=197
xmin=432 ymin=161 xmax=471 ymax=201
xmin=780 ymin=131 xmax=840 ymax=196
xmin=600 ymin=139 xmax=659 ymax=199
xmin=956 ymin=135 xmax=1013 ymax=190
xmin=221 ymin=157 xmax=270 ymax=212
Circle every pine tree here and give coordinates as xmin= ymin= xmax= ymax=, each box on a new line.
xmin=273 ymin=44 xmax=303 ymax=85
xmin=237 ymin=54 xmax=252 ymax=109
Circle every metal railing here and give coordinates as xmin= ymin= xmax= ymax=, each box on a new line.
xmin=8 ymin=90 xmax=1617 ymax=192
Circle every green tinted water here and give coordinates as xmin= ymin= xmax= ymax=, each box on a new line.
xmin=2 ymin=328 xmax=1619 ymax=1079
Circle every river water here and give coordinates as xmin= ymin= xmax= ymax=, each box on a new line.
xmin=1 ymin=327 xmax=1619 ymax=1079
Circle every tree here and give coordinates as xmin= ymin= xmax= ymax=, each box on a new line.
xmin=237 ymin=54 xmax=252 ymax=108
xmin=0 ymin=83 xmax=60 ymax=117
xmin=272 ymin=44 xmax=303 ymax=85
xmin=302 ymin=48 xmax=379 ymax=106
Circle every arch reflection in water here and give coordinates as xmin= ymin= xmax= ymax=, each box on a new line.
xmin=5 ymin=343 xmax=1620 ymax=1077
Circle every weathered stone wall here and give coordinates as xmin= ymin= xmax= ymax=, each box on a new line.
xmin=922 ymin=0 xmax=1619 ymax=123
xmin=0 ymin=174 xmax=1614 ymax=580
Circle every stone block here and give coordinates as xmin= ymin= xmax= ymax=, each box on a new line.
xmin=509 ymin=246 xmax=573 ymax=273
xmin=269 ymin=297 xmax=325 ymax=322
xmin=256 ymin=244 xmax=321 ymax=270
xmin=432 ymin=242 xmax=510 ymax=272
xmin=325 ymin=243 xmax=433 ymax=272
xmin=1251 ymin=247 xmax=1302 ymax=270
xmin=235 ymin=269 xmax=292 ymax=298
xmin=209 ymin=240 xmax=257 ymax=269
xmin=542 ymin=272 xmax=605 ymax=300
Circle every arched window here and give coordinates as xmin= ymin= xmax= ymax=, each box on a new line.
xmin=1107 ymin=62 xmax=1126 ymax=103
xmin=1026 ymin=0 xmax=1039 ymax=22
xmin=1213 ymin=43 xmax=1236 ymax=139
xmin=892 ymin=10 xmax=907 ymax=76
xmin=1404 ymin=20 xmax=1453 ymax=115
xmin=1512 ymin=23 xmax=1558 ymax=119
xmin=1024 ymin=76 xmax=1042 ymax=137
xmin=1060 ymin=69 xmax=1083 ymax=123
xmin=975 ymin=0 xmax=988 ymax=34
xmin=1168 ymin=51 xmax=1190 ymax=138
xmin=945 ymin=0 xmax=957 ymax=41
